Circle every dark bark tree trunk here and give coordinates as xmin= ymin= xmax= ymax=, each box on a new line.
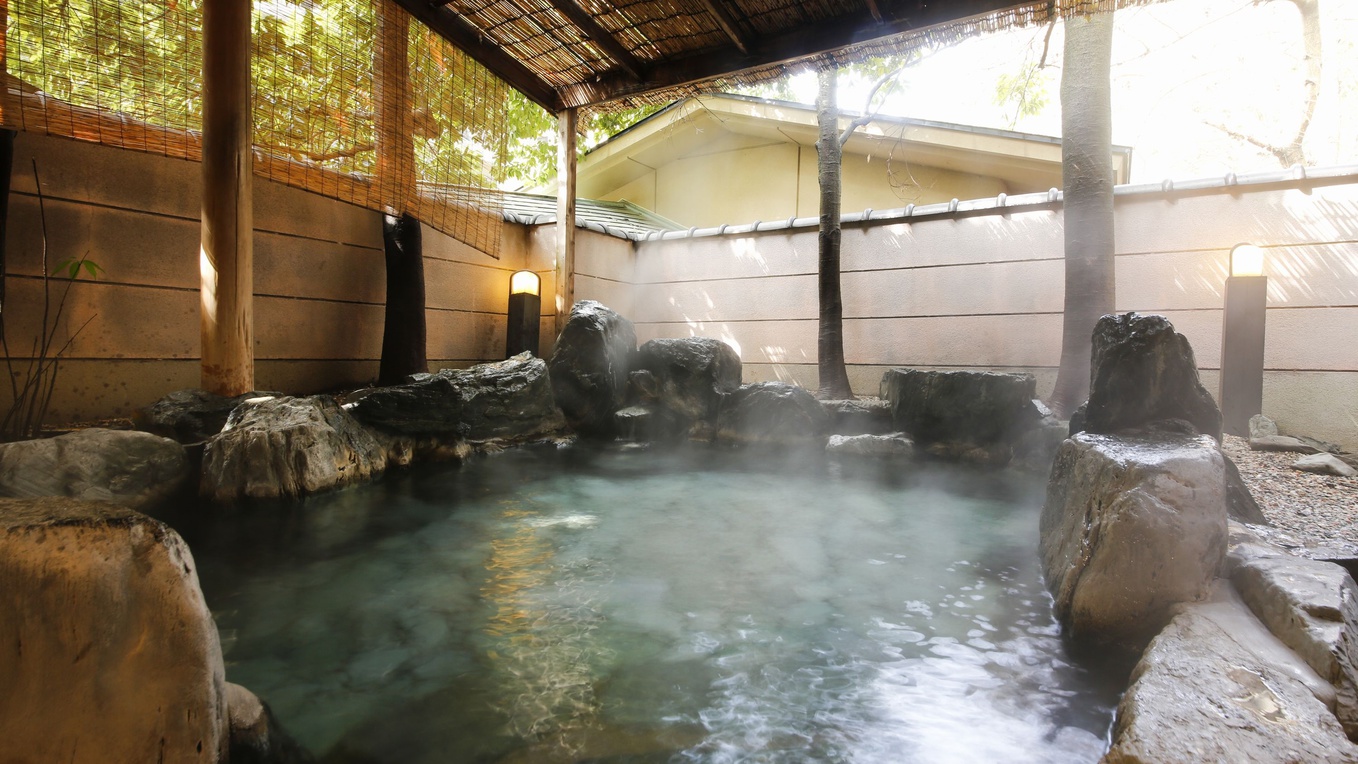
xmin=375 ymin=0 xmax=426 ymax=386
xmin=1050 ymin=10 xmax=1116 ymax=417
xmin=0 ymin=130 xmax=14 ymax=317
xmin=378 ymin=213 xmax=427 ymax=384
xmin=815 ymin=67 xmax=854 ymax=400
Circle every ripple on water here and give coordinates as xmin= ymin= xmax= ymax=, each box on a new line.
xmin=177 ymin=445 xmax=1120 ymax=763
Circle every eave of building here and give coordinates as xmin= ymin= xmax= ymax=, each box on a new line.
xmin=576 ymin=93 xmax=1133 ymax=199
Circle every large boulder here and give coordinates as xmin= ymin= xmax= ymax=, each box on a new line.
xmin=349 ymin=353 xmax=563 ymax=442
xmin=716 ymin=382 xmax=828 ymax=446
xmin=137 ymin=388 xmax=284 ymax=443
xmin=548 ymin=301 xmax=637 ymax=438
xmin=1103 ymin=582 xmax=1358 ymax=763
xmin=0 ymin=428 xmax=189 ymax=510
xmin=1040 ymin=429 xmax=1228 ymax=651
xmin=880 ymin=368 xmax=1037 ymax=446
xmin=632 ymin=337 xmax=742 ymax=428
xmin=201 ymin=396 xmax=390 ymax=501
xmin=1082 ymin=312 xmax=1222 ymax=439
xmin=0 ymin=498 xmax=228 ymax=763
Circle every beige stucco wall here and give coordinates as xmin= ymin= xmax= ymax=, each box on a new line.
xmin=7 ymin=132 xmax=1353 ymax=451
xmin=1 ymin=133 xmax=532 ymax=424
xmin=599 ymin=141 xmax=1010 ymax=228
xmin=622 ymin=181 xmax=1358 ymax=451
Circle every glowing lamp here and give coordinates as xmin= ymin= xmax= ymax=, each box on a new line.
xmin=506 ymin=270 xmax=541 ymax=358
xmin=1219 ymin=244 xmax=1268 ymax=436
xmin=511 ymin=269 xmax=540 ymax=296
xmin=1230 ymin=243 xmax=1266 ymax=277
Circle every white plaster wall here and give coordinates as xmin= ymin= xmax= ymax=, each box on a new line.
xmin=628 ymin=182 xmax=1358 ymax=450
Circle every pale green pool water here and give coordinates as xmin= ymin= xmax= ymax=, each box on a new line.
xmin=175 ymin=443 xmax=1120 ymax=763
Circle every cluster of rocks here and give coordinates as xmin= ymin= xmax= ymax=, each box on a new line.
xmin=0 ymin=299 xmax=1087 ymax=511
xmin=1038 ymin=312 xmax=1358 ymax=761
xmin=1248 ymin=414 xmax=1358 ymax=478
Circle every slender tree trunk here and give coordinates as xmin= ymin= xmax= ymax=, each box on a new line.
xmin=375 ymin=0 xmax=426 ymax=383
xmin=1050 ymin=10 xmax=1115 ymax=417
xmin=0 ymin=130 xmax=14 ymax=319
xmin=378 ymin=213 xmax=427 ymax=384
xmin=815 ymin=67 xmax=853 ymax=400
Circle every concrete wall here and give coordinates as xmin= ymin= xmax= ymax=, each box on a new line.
xmin=613 ymin=180 xmax=1358 ymax=451
xmin=7 ymin=132 xmax=1354 ymax=452
xmin=1 ymin=133 xmax=532 ymax=424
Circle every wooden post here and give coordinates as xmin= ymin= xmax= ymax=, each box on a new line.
xmin=554 ymin=108 xmax=577 ymax=341
xmin=200 ymin=0 xmax=254 ymax=396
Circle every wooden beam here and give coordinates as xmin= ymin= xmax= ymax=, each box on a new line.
xmin=695 ymin=0 xmax=750 ymax=55
xmin=864 ymin=0 xmax=885 ymax=24
xmin=200 ymin=0 xmax=254 ymax=396
xmin=557 ymin=0 xmax=1023 ymax=108
xmin=391 ymin=0 xmax=561 ymax=111
xmin=546 ymin=0 xmax=645 ymax=81
xmin=554 ymin=109 xmax=577 ymax=342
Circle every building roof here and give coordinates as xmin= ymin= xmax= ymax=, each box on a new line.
xmin=501 ymin=191 xmax=684 ymax=236
xmin=578 ymin=93 xmax=1134 ymax=198
xmin=393 ymin=1 xmax=1141 ymax=112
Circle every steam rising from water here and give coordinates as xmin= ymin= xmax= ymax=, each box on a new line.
xmin=182 ymin=444 xmax=1119 ymax=763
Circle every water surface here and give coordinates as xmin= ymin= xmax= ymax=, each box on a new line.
xmin=173 ymin=443 xmax=1120 ymax=763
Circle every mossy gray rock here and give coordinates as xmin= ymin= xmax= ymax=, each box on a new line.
xmin=1082 ymin=312 xmax=1222 ymax=440
xmin=0 ymin=498 xmax=228 ymax=764
xmin=716 ymin=382 xmax=828 ymax=446
xmin=1103 ymin=582 xmax=1358 ymax=763
xmin=0 ymin=428 xmax=189 ymax=510
xmin=1040 ymin=430 xmax=1227 ymax=651
xmin=201 ymin=395 xmax=390 ymax=501
xmin=880 ymin=368 xmax=1037 ymax=447
xmin=1230 ymin=548 xmax=1358 ymax=738
xmin=350 ymin=353 xmax=563 ymax=442
xmin=548 ymin=301 xmax=637 ymax=438
xmin=632 ymin=337 xmax=742 ymax=428
xmin=137 ymin=388 xmax=284 ymax=443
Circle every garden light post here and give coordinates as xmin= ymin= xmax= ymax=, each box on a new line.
xmin=1219 ymin=243 xmax=1267 ymax=437
xmin=506 ymin=270 xmax=541 ymax=358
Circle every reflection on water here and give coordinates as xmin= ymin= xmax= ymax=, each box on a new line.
xmin=172 ymin=444 xmax=1122 ymax=763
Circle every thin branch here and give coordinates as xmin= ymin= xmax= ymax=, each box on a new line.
xmin=838 ymin=66 xmax=905 ymax=148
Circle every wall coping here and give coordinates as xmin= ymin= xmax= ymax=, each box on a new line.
xmin=523 ymin=163 xmax=1358 ymax=243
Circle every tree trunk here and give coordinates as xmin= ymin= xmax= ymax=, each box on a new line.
xmin=815 ymin=67 xmax=854 ymax=400
xmin=378 ymin=213 xmax=427 ymax=384
xmin=1050 ymin=10 xmax=1116 ymax=417
xmin=0 ymin=130 xmax=14 ymax=318
xmin=375 ymin=0 xmax=426 ymax=384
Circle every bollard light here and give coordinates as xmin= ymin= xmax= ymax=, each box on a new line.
xmin=1219 ymin=244 xmax=1267 ymax=436
xmin=506 ymin=270 xmax=541 ymax=358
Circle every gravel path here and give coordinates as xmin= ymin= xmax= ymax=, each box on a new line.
xmin=1222 ymin=434 xmax=1358 ymax=554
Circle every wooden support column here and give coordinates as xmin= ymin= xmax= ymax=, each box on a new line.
xmin=200 ymin=0 xmax=254 ymax=396
xmin=554 ymin=108 xmax=577 ymax=341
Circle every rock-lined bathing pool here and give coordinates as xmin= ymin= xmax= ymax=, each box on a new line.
xmin=173 ymin=444 xmax=1122 ymax=763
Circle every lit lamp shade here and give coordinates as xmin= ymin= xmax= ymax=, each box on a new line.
xmin=1230 ymin=244 xmax=1265 ymax=277
xmin=506 ymin=271 xmax=541 ymax=358
xmin=510 ymin=269 xmax=540 ymax=296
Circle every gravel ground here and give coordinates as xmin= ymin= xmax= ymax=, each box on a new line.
xmin=1222 ymin=434 xmax=1358 ymax=553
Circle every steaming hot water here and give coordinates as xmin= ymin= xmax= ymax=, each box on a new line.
xmin=175 ymin=443 xmax=1122 ymax=762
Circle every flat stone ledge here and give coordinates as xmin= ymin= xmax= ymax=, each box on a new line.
xmin=1103 ymin=582 xmax=1358 ymax=764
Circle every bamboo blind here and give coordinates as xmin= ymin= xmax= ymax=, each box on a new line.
xmin=2 ymin=0 xmax=507 ymax=257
